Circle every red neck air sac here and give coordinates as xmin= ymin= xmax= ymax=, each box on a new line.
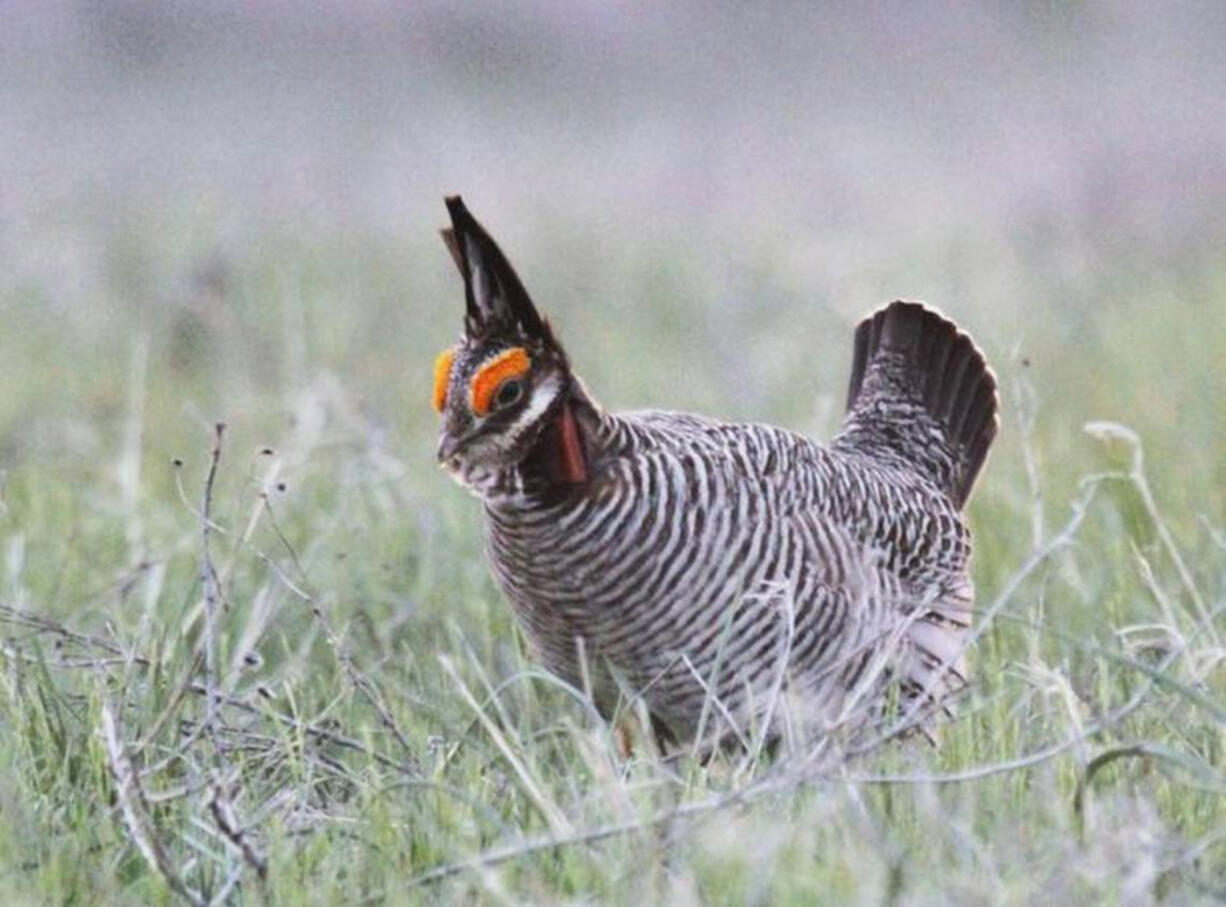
xmin=526 ymin=400 xmax=588 ymax=486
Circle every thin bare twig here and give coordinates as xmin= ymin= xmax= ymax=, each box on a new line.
xmin=100 ymin=701 xmax=206 ymax=907
xmin=185 ymin=683 xmax=417 ymax=777
xmin=1011 ymin=346 xmax=1045 ymax=552
xmin=208 ymin=783 xmax=268 ymax=881
xmin=260 ymin=494 xmax=420 ymax=774
xmin=0 ymin=603 xmax=131 ymax=658
xmin=201 ymin=423 xmax=226 ymax=755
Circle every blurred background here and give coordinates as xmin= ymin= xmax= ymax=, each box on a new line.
xmin=6 ymin=2 xmax=1226 ymax=243
xmin=2 ymin=0 xmax=1225 ymax=572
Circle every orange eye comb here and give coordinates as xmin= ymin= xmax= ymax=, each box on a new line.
xmin=470 ymin=347 xmax=530 ymax=416
xmin=432 ymin=348 xmax=456 ymax=412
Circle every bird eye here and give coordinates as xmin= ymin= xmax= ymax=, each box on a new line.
xmin=495 ymin=378 xmax=524 ymax=409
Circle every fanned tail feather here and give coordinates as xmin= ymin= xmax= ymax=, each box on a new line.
xmin=838 ymin=300 xmax=998 ymax=509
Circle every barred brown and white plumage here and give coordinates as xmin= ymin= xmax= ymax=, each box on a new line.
xmin=432 ymin=196 xmax=998 ymax=749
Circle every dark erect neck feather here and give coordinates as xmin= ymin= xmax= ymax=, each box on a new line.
xmin=521 ymin=399 xmax=588 ymax=489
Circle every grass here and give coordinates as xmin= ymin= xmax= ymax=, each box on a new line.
xmin=1 ymin=211 xmax=1224 ymax=905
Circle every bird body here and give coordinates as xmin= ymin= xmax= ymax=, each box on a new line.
xmin=433 ymin=197 xmax=997 ymax=748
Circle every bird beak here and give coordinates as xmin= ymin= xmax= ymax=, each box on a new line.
xmin=436 ymin=434 xmax=464 ymax=464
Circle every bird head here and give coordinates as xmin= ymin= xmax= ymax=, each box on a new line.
xmin=432 ymin=197 xmax=576 ymax=490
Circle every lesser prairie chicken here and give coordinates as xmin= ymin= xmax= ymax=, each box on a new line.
xmin=432 ymin=197 xmax=997 ymax=750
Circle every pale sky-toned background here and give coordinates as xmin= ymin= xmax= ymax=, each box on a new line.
xmin=4 ymin=1 xmax=1224 ymax=281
